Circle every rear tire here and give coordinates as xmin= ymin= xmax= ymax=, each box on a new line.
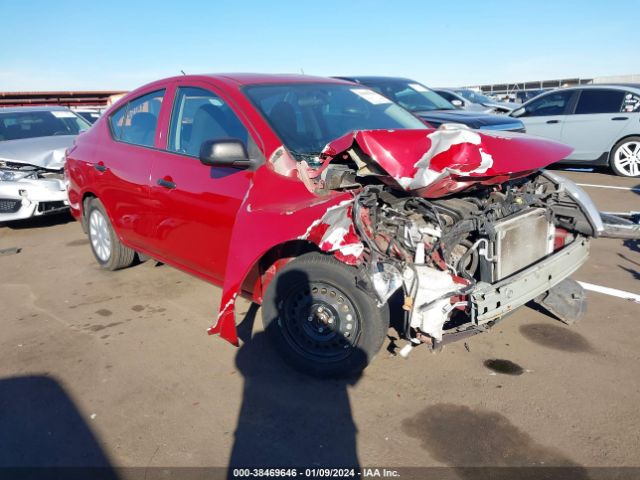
xmin=262 ymin=252 xmax=389 ymax=378
xmin=86 ymin=198 xmax=136 ymax=271
xmin=610 ymin=136 xmax=640 ymax=177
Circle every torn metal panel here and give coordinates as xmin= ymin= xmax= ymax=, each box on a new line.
xmin=298 ymin=200 xmax=364 ymax=265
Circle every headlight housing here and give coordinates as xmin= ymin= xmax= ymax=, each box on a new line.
xmin=0 ymin=170 xmax=34 ymax=182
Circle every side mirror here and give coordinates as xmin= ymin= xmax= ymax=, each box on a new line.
xmin=451 ymin=99 xmax=464 ymax=107
xmin=199 ymin=139 xmax=254 ymax=168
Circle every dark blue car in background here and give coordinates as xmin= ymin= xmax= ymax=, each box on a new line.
xmin=336 ymin=76 xmax=525 ymax=133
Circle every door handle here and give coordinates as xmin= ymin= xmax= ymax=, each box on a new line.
xmin=546 ymin=120 xmax=560 ymax=124
xmin=611 ymin=117 xmax=629 ymax=121
xmin=94 ymin=162 xmax=107 ymax=172
xmin=157 ymin=177 xmax=176 ymax=189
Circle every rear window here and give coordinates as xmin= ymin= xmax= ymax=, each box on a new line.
xmin=109 ymin=90 xmax=165 ymax=147
xmin=0 ymin=110 xmax=90 ymax=141
xmin=575 ymin=89 xmax=625 ymax=114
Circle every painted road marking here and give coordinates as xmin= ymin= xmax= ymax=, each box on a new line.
xmin=577 ymin=183 xmax=640 ymax=193
xmin=578 ymin=282 xmax=640 ymax=304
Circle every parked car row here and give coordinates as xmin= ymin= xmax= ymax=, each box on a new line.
xmin=59 ymin=73 xmax=638 ymax=377
xmin=0 ymin=106 xmax=91 ymax=221
xmin=2 ymin=80 xmax=638 ymax=224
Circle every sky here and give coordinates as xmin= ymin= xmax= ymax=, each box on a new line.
xmin=1 ymin=0 xmax=639 ymax=91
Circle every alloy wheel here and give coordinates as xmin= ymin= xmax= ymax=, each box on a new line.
xmin=614 ymin=141 xmax=640 ymax=177
xmin=89 ymin=209 xmax=112 ymax=262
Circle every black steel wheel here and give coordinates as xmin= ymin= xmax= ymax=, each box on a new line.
xmin=262 ymin=252 xmax=389 ymax=377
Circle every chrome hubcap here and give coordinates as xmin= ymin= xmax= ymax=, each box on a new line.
xmin=614 ymin=141 xmax=640 ymax=176
xmin=89 ymin=210 xmax=111 ymax=262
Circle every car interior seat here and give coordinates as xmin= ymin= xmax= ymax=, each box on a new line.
xmin=126 ymin=112 xmax=157 ymax=146
xmin=269 ymin=101 xmax=302 ymax=149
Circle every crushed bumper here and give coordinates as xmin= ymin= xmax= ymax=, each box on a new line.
xmin=471 ymin=237 xmax=590 ymax=324
xmin=0 ymin=178 xmax=68 ymax=222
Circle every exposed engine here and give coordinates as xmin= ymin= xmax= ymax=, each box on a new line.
xmin=349 ymin=171 xmax=596 ymax=350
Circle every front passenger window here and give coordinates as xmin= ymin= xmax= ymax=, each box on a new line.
xmin=515 ymin=90 xmax=573 ymax=117
xmin=168 ymin=87 xmax=250 ymax=157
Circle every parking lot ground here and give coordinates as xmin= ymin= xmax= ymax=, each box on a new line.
xmin=0 ymin=168 xmax=639 ymax=475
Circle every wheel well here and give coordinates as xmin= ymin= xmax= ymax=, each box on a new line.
xmin=79 ymin=192 xmax=97 ymax=232
xmin=241 ymin=240 xmax=322 ymax=304
xmin=608 ymin=134 xmax=640 ymax=163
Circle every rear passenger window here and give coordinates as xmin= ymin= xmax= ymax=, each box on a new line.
xmin=622 ymin=92 xmax=640 ymax=112
xmin=575 ymin=89 xmax=624 ymax=114
xmin=168 ymin=87 xmax=249 ymax=156
xmin=109 ymin=90 xmax=164 ymax=147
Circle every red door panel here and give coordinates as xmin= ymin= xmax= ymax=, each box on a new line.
xmin=148 ymin=152 xmax=252 ymax=283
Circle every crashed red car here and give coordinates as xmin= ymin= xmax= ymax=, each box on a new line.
xmin=65 ymin=74 xmax=638 ymax=377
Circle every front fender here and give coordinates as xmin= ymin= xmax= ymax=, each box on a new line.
xmin=207 ymin=165 xmax=356 ymax=345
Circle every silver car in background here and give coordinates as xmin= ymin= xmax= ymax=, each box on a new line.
xmin=511 ymin=84 xmax=640 ymax=177
xmin=0 ymin=106 xmax=90 ymax=222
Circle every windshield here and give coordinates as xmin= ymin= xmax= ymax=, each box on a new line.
xmin=354 ymin=80 xmax=456 ymax=113
xmin=0 ymin=110 xmax=91 ymax=141
xmin=456 ymin=89 xmax=495 ymax=105
xmin=244 ymin=83 xmax=427 ymax=156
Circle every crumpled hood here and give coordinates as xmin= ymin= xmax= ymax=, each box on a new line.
xmin=319 ymin=127 xmax=573 ymax=198
xmin=0 ymin=135 xmax=76 ymax=170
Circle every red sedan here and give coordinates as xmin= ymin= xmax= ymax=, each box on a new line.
xmin=65 ymin=74 xmax=633 ymax=377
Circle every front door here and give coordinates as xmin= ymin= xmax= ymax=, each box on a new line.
xmin=148 ymin=85 xmax=261 ymax=283
xmin=514 ymin=90 xmax=577 ymax=142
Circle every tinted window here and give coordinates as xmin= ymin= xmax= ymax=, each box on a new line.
xmin=0 ymin=110 xmax=90 ymax=141
xmin=436 ymin=91 xmax=457 ymax=102
xmin=575 ymin=89 xmax=625 ymax=114
xmin=168 ymin=87 xmax=250 ymax=157
xmin=622 ymin=92 xmax=640 ymax=112
xmin=110 ymin=90 xmax=164 ymax=147
xmin=245 ymin=83 xmax=426 ymax=157
xmin=513 ymin=90 xmax=573 ymax=117
xmin=359 ymin=80 xmax=455 ymax=112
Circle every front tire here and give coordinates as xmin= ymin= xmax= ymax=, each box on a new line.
xmin=262 ymin=253 xmax=389 ymax=378
xmin=86 ymin=198 xmax=136 ymax=271
xmin=610 ymin=136 xmax=640 ymax=177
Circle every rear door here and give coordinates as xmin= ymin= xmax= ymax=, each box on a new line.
xmin=512 ymin=90 xmax=577 ymax=141
xmin=147 ymin=82 xmax=263 ymax=283
xmin=560 ymin=88 xmax=629 ymax=161
xmin=93 ymin=89 xmax=166 ymax=249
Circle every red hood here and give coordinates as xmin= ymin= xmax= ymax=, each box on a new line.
xmin=319 ymin=127 xmax=573 ymax=197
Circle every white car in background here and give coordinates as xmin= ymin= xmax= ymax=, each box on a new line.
xmin=0 ymin=106 xmax=90 ymax=222
xmin=511 ymin=84 xmax=640 ymax=177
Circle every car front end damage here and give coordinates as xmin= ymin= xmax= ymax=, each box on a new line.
xmin=210 ymin=125 xmax=638 ymax=355
xmin=0 ymin=137 xmax=72 ymax=222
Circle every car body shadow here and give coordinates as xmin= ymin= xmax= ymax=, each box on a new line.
xmin=0 ymin=375 xmax=118 ymax=479
xmin=1 ymin=211 xmax=75 ymax=230
xmin=228 ymin=272 xmax=362 ymax=472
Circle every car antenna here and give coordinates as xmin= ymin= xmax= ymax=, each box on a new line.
xmin=180 ymin=70 xmax=186 ymax=76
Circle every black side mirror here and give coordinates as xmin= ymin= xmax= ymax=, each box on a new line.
xmin=199 ymin=139 xmax=254 ymax=168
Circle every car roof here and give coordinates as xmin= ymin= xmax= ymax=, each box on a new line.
xmin=334 ymin=76 xmax=419 ymax=84
xmin=0 ymin=105 xmax=72 ymax=113
xmin=557 ymin=84 xmax=640 ymax=93
xmin=156 ymin=73 xmax=352 ymax=87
